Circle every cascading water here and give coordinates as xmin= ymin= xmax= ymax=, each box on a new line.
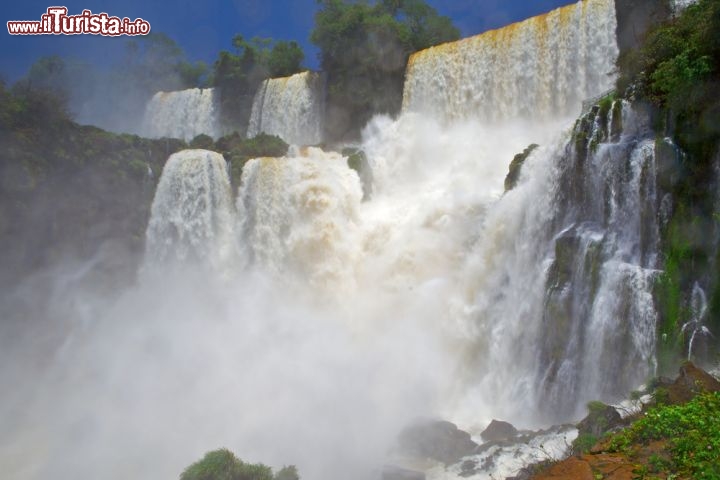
xmin=143 ymin=88 xmax=221 ymax=141
xmin=236 ymin=147 xmax=361 ymax=287
xmin=247 ymin=71 xmax=325 ymax=145
xmin=0 ymin=1 xmax=671 ymax=479
xmin=145 ymin=149 xmax=235 ymax=271
xmin=402 ymin=0 xmax=618 ymax=123
xmin=683 ymin=282 xmax=712 ymax=360
xmin=449 ymin=102 xmax=661 ymax=428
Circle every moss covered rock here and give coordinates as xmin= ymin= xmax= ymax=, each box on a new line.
xmin=504 ymin=144 xmax=538 ymax=192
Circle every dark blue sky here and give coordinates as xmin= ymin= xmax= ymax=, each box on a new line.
xmin=1 ymin=0 xmax=572 ymax=83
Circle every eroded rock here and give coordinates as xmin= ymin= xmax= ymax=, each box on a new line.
xmin=480 ymin=419 xmax=518 ymax=443
xmin=397 ymin=420 xmax=478 ymax=465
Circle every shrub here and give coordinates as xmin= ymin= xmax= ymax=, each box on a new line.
xmin=274 ymin=465 xmax=299 ymax=480
xmin=572 ymin=433 xmax=598 ymax=455
xmin=180 ymin=449 xmax=273 ymax=480
xmin=190 ymin=134 xmax=215 ymax=149
xmin=608 ymin=392 xmax=720 ymax=479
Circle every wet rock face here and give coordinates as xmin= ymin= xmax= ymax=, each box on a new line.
xmin=576 ymin=402 xmax=623 ymax=437
xmin=480 ymin=419 xmax=519 ymax=443
xmin=614 ymin=0 xmax=671 ymax=55
xmin=666 ymin=361 xmax=720 ymax=404
xmin=397 ymin=420 xmax=478 ymax=465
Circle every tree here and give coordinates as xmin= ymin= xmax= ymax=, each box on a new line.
xmin=268 ymin=41 xmax=305 ymax=77
xmin=124 ymin=32 xmax=209 ymax=92
xmin=26 ymin=55 xmax=66 ymax=90
xmin=180 ymin=449 xmax=272 ymax=480
xmin=273 ymin=466 xmax=299 ymax=480
xmin=311 ymin=0 xmax=459 ymax=140
xmin=211 ymin=35 xmax=306 ymax=134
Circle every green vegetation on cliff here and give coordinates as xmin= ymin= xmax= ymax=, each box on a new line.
xmin=213 ymin=131 xmax=289 ymax=186
xmin=311 ymin=0 xmax=459 ymax=140
xmin=0 ymin=80 xmax=186 ymax=287
xmin=617 ymin=0 xmax=720 ymax=369
xmin=531 ymin=364 xmax=720 ymax=480
xmin=212 ymin=35 xmax=306 ymax=134
xmin=608 ymin=392 xmax=720 ymax=479
xmin=0 ymin=81 xmax=286 ymax=288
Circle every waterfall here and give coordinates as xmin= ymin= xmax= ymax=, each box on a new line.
xmin=236 ymin=147 xmax=362 ymax=287
xmin=683 ymin=282 xmax=711 ymax=360
xmin=247 ymin=71 xmax=325 ymax=145
xmin=142 ymin=88 xmax=221 ymax=141
xmin=145 ymin=149 xmax=235 ymax=270
xmin=402 ymin=0 xmax=618 ymax=123
xmin=3 ymin=2 xmax=676 ymax=479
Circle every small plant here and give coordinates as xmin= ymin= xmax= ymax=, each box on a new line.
xmin=274 ymin=465 xmax=299 ymax=480
xmin=572 ymin=433 xmax=598 ymax=454
xmin=587 ymin=400 xmax=608 ymax=414
xmin=190 ymin=134 xmax=215 ymax=149
xmin=608 ymin=392 xmax=720 ymax=479
xmin=180 ymin=449 xmax=274 ymax=480
xmin=653 ymin=387 xmax=670 ymax=406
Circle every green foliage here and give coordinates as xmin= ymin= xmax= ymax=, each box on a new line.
xmin=267 ymin=41 xmax=305 ymax=77
xmin=587 ymin=400 xmax=609 ymax=414
xmin=618 ymin=0 xmax=720 ymax=368
xmin=190 ymin=134 xmax=215 ymax=149
xmin=597 ymin=93 xmax=616 ymax=134
xmin=311 ymin=0 xmax=459 ymax=140
xmin=608 ymin=392 xmax=720 ymax=479
xmin=177 ymin=60 xmax=211 ymax=88
xmin=654 ymin=387 xmax=670 ymax=406
xmin=572 ymin=433 xmax=598 ymax=455
xmin=26 ymin=55 xmax=67 ymax=91
xmin=212 ymin=35 xmax=306 ymax=133
xmin=617 ymin=0 xmax=720 ymax=152
xmin=18 ymin=34 xmax=209 ymax=131
xmin=504 ymin=144 xmax=538 ymax=191
xmin=3 ymin=80 xmax=70 ymax=132
xmin=180 ymin=449 xmax=273 ymax=480
xmin=0 ymin=83 xmax=186 ymax=284
xmin=124 ymin=32 xmax=210 ymax=92
xmin=273 ymin=465 xmax=299 ymax=480
xmin=214 ymin=132 xmax=288 ymax=186
xmin=343 ymin=148 xmax=366 ymax=174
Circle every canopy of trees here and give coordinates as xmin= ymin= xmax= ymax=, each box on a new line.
xmin=212 ymin=35 xmax=305 ymax=133
xmin=311 ymin=0 xmax=459 ymax=140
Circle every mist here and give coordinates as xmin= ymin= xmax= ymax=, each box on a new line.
xmin=0 ymin=104 xmax=574 ymax=479
xmin=0 ymin=0 xmax=668 ymax=478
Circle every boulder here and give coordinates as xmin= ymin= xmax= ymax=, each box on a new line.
xmin=577 ymin=402 xmax=623 ymax=437
xmin=480 ymin=419 xmax=518 ymax=443
xmin=667 ymin=361 xmax=720 ymax=404
xmin=397 ymin=419 xmax=478 ymax=465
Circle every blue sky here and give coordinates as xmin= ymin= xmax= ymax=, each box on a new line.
xmin=1 ymin=0 xmax=573 ymax=83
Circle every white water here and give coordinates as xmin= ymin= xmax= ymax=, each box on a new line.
xmin=236 ymin=147 xmax=361 ymax=287
xmin=402 ymin=0 xmax=618 ymax=123
xmin=0 ymin=1 xmax=667 ymax=479
xmin=683 ymin=282 xmax=712 ymax=360
xmin=427 ymin=426 xmax=577 ymax=480
xmin=247 ymin=72 xmax=325 ymax=145
xmin=673 ymin=0 xmax=698 ymax=13
xmin=143 ymin=88 xmax=221 ymax=141
xmin=144 ymin=149 xmax=236 ymax=272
